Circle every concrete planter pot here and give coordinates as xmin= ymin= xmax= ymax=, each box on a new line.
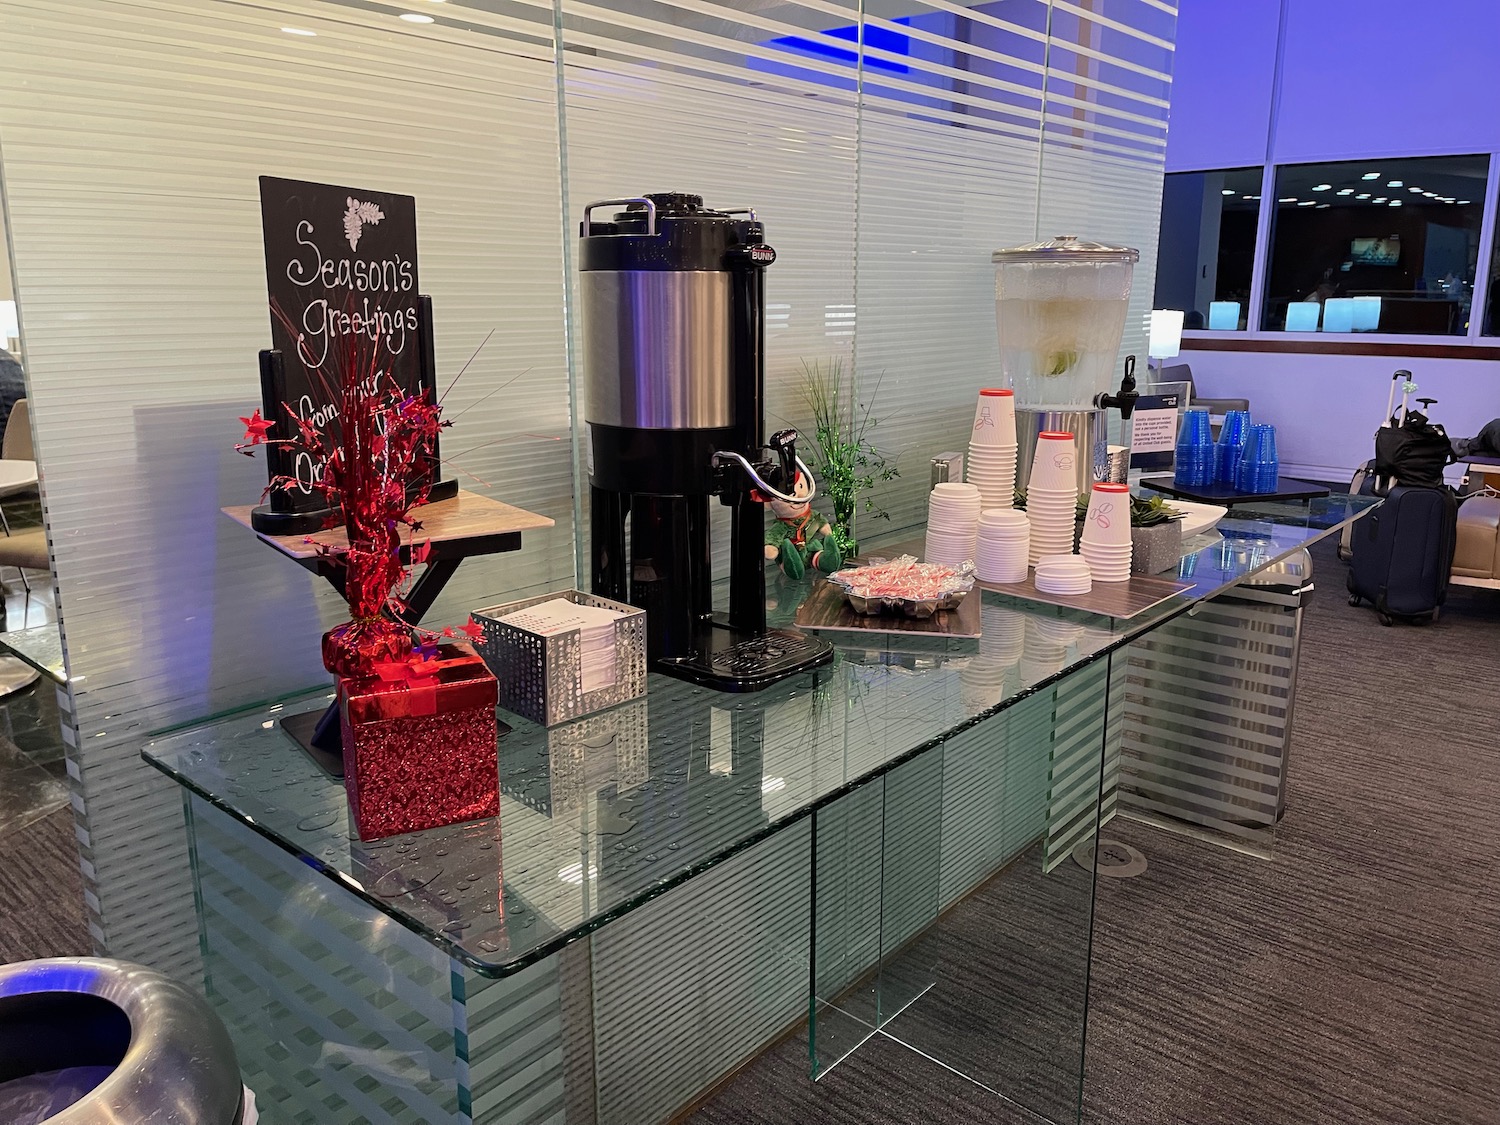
xmin=1131 ymin=521 xmax=1183 ymax=575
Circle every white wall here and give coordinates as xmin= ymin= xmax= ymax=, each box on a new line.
xmin=1181 ymin=347 xmax=1498 ymax=482
xmin=1164 ymin=0 xmax=1278 ymax=172
xmin=1168 ymin=0 xmax=1500 ymax=171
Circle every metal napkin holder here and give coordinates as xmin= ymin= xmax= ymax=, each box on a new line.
xmin=470 ymin=590 xmax=646 ymax=726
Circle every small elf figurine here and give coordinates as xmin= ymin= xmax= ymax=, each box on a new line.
xmin=763 ymin=471 xmax=843 ymax=579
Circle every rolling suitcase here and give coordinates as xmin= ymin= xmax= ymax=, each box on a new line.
xmin=1346 ymin=485 xmax=1457 ymax=624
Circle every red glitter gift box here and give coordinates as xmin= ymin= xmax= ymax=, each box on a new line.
xmin=339 ymin=642 xmax=499 ymax=841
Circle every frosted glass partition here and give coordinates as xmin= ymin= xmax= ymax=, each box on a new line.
xmin=855 ymin=0 xmax=1051 ymax=536
xmin=0 ymin=0 xmax=1177 ymax=973
xmin=1036 ymin=0 xmax=1174 ymax=438
xmin=0 ymin=0 xmax=574 ymax=970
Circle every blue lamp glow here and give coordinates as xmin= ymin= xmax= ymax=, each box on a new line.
xmin=1285 ymin=302 xmax=1320 ymax=332
xmin=1321 ymin=298 xmax=1355 ymax=333
xmin=1208 ymin=301 xmax=1240 ymax=330
xmin=1352 ymin=296 xmax=1381 ymax=331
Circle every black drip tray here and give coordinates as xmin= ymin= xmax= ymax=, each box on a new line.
xmin=658 ymin=628 xmax=834 ymax=692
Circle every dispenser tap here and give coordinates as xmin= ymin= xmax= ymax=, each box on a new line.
xmin=1095 ymin=355 xmax=1140 ymax=420
xmin=769 ymin=429 xmax=799 ymax=492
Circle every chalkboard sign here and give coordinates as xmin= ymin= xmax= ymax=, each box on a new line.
xmin=257 ymin=175 xmax=424 ymax=518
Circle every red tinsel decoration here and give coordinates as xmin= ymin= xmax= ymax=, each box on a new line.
xmin=239 ymin=298 xmax=471 ymax=676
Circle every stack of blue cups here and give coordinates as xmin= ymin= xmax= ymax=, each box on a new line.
xmin=1215 ymin=410 xmax=1252 ymax=486
xmin=1235 ymin=423 xmax=1280 ymax=493
xmin=1173 ymin=408 xmax=1215 ymax=489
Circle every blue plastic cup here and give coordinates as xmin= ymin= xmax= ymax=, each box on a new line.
xmin=1235 ymin=424 xmax=1279 ymax=494
xmin=1215 ymin=410 xmax=1251 ymax=485
xmin=1174 ymin=409 xmax=1215 ymax=488
xmin=1178 ymin=408 xmax=1212 ymax=448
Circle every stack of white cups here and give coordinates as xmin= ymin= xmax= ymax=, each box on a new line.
xmin=974 ymin=509 xmax=1029 ymax=584
xmin=966 ymin=388 xmax=1018 ymax=510
xmin=1079 ymin=482 xmax=1133 ymax=582
xmin=925 ymin=483 xmax=983 ymax=567
xmin=1025 ymin=431 xmax=1079 ymax=566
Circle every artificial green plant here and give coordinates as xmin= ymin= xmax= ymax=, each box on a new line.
xmin=796 ymin=358 xmax=898 ymax=555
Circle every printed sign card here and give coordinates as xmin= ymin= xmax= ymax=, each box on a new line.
xmin=1129 ymin=392 xmax=1180 ymax=472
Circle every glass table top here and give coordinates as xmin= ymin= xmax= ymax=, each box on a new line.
xmin=0 ymin=624 xmax=66 ymax=684
xmin=143 ymin=492 xmax=1377 ymax=975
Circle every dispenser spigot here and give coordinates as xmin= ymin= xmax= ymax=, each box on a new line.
xmin=769 ymin=429 xmax=799 ymax=492
xmin=1095 ymin=355 xmax=1140 ymax=420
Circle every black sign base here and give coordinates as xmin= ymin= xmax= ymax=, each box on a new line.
xmin=250 ymin=502 xmax=336 ymax=536
xmin=420 ymin=478 xmax=459 ymax=503
xmin=280 ymin=708 xmax=346 ymax=779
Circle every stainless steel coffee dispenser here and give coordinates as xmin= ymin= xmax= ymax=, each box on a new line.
xmin=580 ymin=193 xmax=832 ymax=691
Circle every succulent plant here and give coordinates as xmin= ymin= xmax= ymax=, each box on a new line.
xmin=1012 ymin=488 xmax=1184 ymax=528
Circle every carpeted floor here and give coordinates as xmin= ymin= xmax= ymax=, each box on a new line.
xmin=692 ymin=535 xmax=1500 ymax=1124
xmin=0 ymin=805 xmax=88 ymax=964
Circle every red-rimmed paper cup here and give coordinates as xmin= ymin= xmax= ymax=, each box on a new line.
xmin=972 ymin=388 xmax=1018 ymax=447
xmin=1080 ymin=482 xmax=1132 ymax=549
xmin=1027 ymin=432 xmax=1078 ymax=494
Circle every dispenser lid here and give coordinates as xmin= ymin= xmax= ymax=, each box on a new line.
xmin=991 ymin=235 xmax=1140 ymax=263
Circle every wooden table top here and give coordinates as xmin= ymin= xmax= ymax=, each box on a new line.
xmin=223 ymin=489 xmax=555 ymax=561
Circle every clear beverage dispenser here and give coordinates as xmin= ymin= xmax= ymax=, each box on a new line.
xmin=991 ymin=235 xmax=1139 ymax=493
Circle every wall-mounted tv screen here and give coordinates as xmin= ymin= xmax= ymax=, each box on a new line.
xmin=1350 ymin=236 xmax=1400 ymax=266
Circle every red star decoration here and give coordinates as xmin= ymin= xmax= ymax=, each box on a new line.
xmin=239 ymin=409 xmax=274 ymax=446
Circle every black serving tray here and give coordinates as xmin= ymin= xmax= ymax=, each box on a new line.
xmin=1141 ymin=475 xmax=1330 ymax=506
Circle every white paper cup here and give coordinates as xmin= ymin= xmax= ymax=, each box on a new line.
xmin=1080 ymin=483 xmax=1132 ymax=549
xmin=971 ymin=388 xmax=1018 ymax=447
xmin=966 ymin=452 xmax=1018 ymax=468
xmin=1080 ymin=544 xmax=1131 ymax=583
xmin=976 ymin=549 xmax=1028 ymax=585
xmin=1027 ymin=431 xmax=1078 ymax=494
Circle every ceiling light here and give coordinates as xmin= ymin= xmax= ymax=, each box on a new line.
xmin=1313 ymin=183 xmax=1332 ymax=191
xmin=399 ymin=11 xmax=434 ymax=21
xmin=1409 ymin=186 xmax=1423 ymax=193
xmin=1373 ymin=196 xmax=1387 ymax=203
xmin=1336 ymin=188 xmax=1354 ymax=196
xmin=1423 ymin=191 xmax=1436 ymax=198
xmin=1316 ymin=203 xmax=1330 ymax=209
xmin=1356 ymin=193 xmax=1370 ymax=200
xmin=1278 ymin=197 xmax=1297 ymax=204
xmin=1459 ymin=199 xmax=1472 ymax=205
xmin=1386 ymin=180 xmax=1403 ymax=187
xmin=1241 ymin=194 xmax=1253 ymax=200
xmin=1389 ymin=200 xmax=1402 ymax=207
xmin=1221 ymin=189 xmax=1235 ymax=196
xmin=1297 ymin=200 xmax=1317 ymax=207
xmin=281 ymin=26 xmax=316 ymax=35
xmin=1362 ymin=172 xmax=1380 ymax=180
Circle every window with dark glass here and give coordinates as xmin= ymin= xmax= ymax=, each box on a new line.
xmin=1152 ymin=167 xmax=1261 ymax=330
xmin=1262 ymin=154 xmax=1489 ymax=335
xmin=1484 ymin=225 xmax=1500 ymax=337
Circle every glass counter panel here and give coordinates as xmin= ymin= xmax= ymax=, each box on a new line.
xmin=810 ymin=648 xmax=1122 ymax=1121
